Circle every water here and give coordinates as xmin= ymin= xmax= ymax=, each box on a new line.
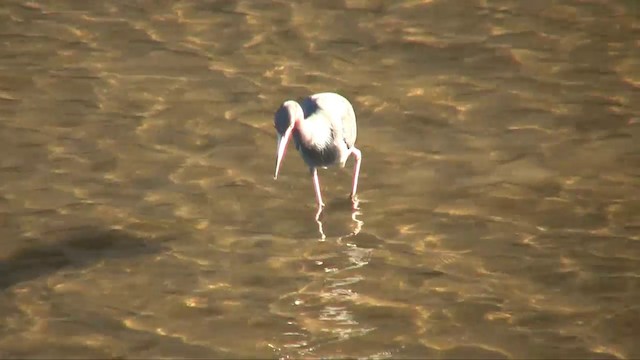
xmin=1 ymin=0 xmax=639 ymax=358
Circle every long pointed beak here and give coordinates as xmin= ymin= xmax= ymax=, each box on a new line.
xmin=274 ymin=126 xmax=293 ymax=180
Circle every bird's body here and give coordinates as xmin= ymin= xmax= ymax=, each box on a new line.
xmin=273 ymin=92 xmax=362 ymax=212
xmin=293 ymin=93 xmax=357 ymax=168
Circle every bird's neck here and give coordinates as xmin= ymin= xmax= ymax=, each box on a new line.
xmin=295 ymin=114 xmax=333 ymax=150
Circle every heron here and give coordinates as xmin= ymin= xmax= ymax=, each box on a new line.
xmin=273 ymin=92 xmax=362 ymax=213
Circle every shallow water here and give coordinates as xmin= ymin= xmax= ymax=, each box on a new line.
xmin=0 ymin=0 xmax=639 ymax=358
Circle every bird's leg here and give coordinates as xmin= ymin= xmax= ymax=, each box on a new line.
xmin=311 ymin=167 xmax=325 ymax=209
xmin=349 ymin=147 xmax=362 ymax=207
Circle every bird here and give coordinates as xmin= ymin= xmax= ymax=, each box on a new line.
xmin=273 ymin=92 xmax=362 ymax=213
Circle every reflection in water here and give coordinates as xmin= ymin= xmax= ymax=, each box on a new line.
xmin=273 ymin=207 xmax=372 ymax=358
xmin=316 ymin=196 xmax=362 ymax=240
xmin=321 ymin=209 xmax=371 ymax=346
xmin=315 ymin=206 xmax=325 ymax=239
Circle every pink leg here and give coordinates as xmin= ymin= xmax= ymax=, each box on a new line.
xmin=312 ymin=168 xmax=324 ymax=208
xmin=350 ymin=147 xmax=362 ymax=200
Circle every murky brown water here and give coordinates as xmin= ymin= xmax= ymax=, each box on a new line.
xmin=1 ymin=0 xmax=639 ymax=358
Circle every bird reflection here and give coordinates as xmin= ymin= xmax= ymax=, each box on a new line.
xmin=313 ymin=201 xmax=372 ymax=351
xmin=271 ymin=199 xmax=371 ymax=358
xmin=315 ymin=195 xmax=363 ymax=241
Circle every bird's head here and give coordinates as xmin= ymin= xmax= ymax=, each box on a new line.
xmin=273 ymin=100 xmax=303 ymax=180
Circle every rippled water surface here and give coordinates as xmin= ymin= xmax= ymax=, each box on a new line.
xmin=1 ymin=0 xmax=639 ymax=358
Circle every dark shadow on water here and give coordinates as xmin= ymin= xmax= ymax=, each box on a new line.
xmin=0 ymin=226 xmax=169 ymax=290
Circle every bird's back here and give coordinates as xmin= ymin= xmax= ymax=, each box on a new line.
xmin=300 ymin=92 xmax=357 ymax=149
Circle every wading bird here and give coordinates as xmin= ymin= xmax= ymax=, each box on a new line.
xmin=273 ymin=92 xmax=362 ymax=213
